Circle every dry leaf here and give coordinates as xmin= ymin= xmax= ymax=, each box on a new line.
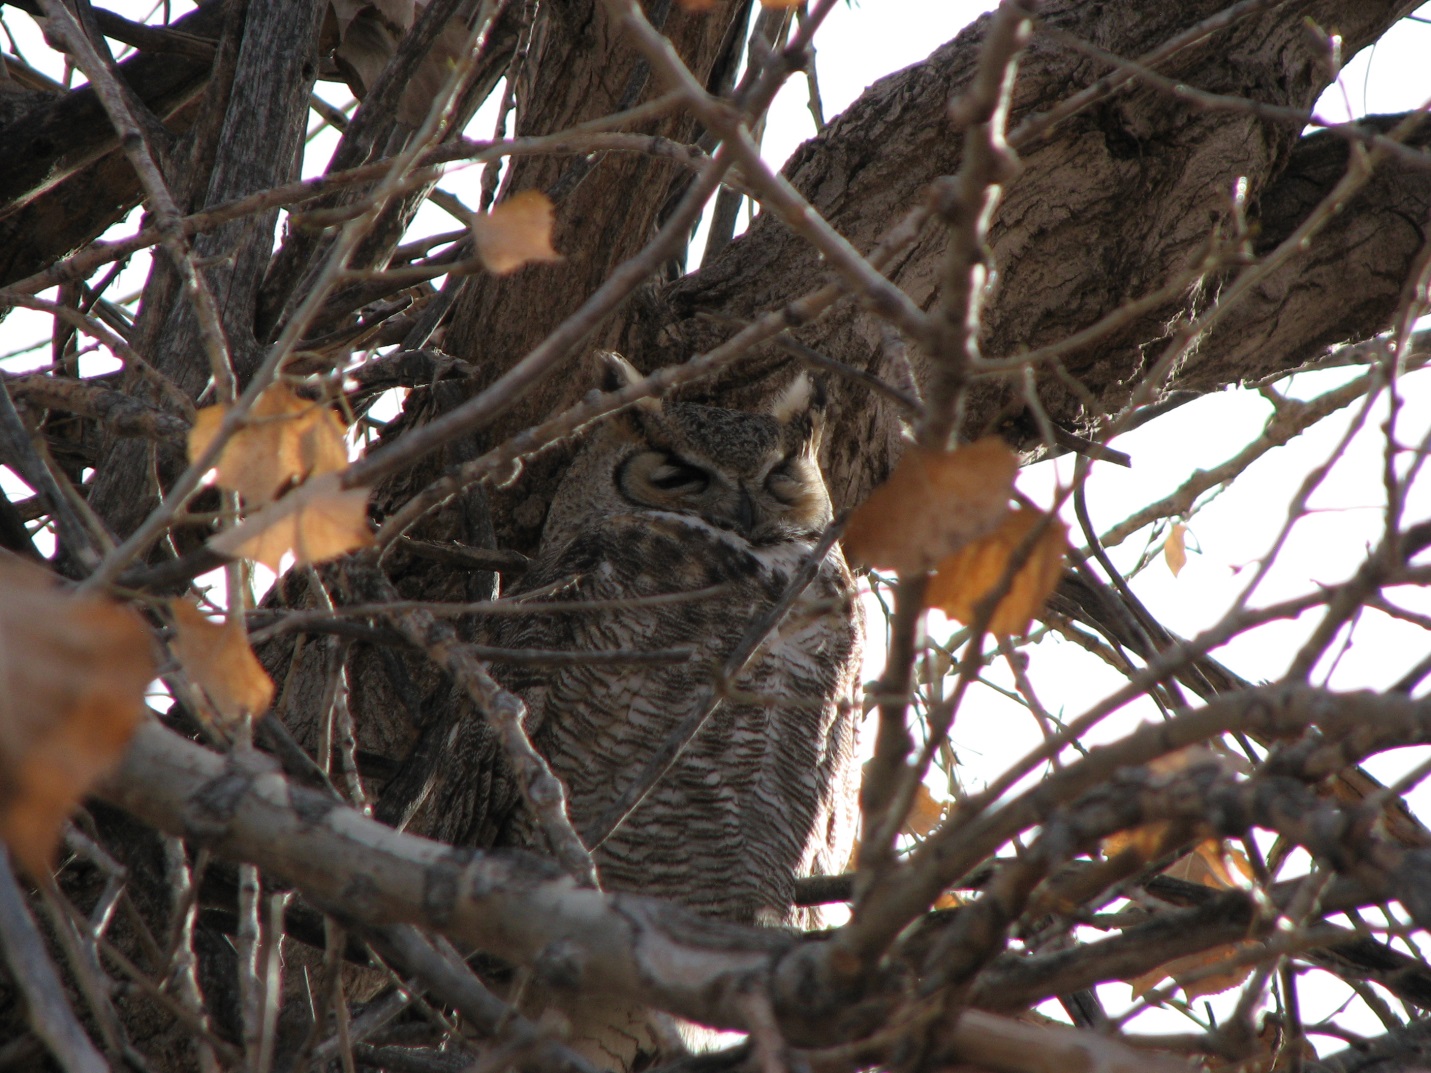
xmin=169 ymin=600 xmax=275 ymax=727
xmin=209 ymin=473 xmax=373 ymax=571
xmin=470 ymin=191 xmax=563 ymax=275
xmin=0 ymin=558 xmax=155 ymax=875
xmin=902 ymin=782 xmax=947 ymax=838
xmin=759 ymin=0 xmax=804 ymax=8
xmin=1101 ymin=822 xmax=1175 ymax=866
xmin=926 ymin=507 xmax=1069 ymax=636
xmin=1162 ymin=839 xmax=1254 ymax=890
xmin=189 ymin=384 xmax=349 ymax=507
xmin=1164 ymin=522 xmax=1188 ymax=577
xmin=1130 ymin=942 xmax=1258 ymax=1002
xmin=844 ymin=439 xmax=1019 ymax=573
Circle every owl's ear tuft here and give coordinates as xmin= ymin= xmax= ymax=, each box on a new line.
xmin=771 ymin=372 xmax=827 ymax=449
xmin=596 ymin=350 xmax=662 ymax=414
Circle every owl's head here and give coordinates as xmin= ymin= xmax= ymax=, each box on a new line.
xmin=541 ymin=354 xmax=833 ymax=549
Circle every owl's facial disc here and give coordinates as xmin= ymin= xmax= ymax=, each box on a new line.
xmin=619 ymin=449 xmax=820 ymax=538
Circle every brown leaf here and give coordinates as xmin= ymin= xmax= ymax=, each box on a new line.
xmin=926 ymin=507 xmax=1069 ymax=636
xmin=674 ymin=0 xmax=719 ymax=11
xmin=902 ymin=782 xmax=947 ymax=838
xmin=758 ymin=0 xmax=804 ymax=8
xmin=1130 ymin=942 xmax=1258 ymax=1002
xmin=1162 ymin=839 xmax=1253 ymax=891
xmin=169 ymin=600 xmax=275 ymax=727
xmin=209 ymin=474 xmax=373 ymax=571
xmin=844 ymin=439 xmax=1019 ymax=573
xmin=0 ymin=558 xmax=155 ymax=875
xmin=1164 ymin=522 xmax=1188 ymax=577
xmin=470 ymin=190 xmax=563 ymax=275
xmin=189 ymin=385 xmax=349 ymax=507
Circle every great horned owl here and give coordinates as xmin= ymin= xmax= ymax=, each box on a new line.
xmin=497 ymin=356 xmax=863 ymax=928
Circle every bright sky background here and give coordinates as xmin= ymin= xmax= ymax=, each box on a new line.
xmin=2 ymin=0 xmax=1431 ymax=1050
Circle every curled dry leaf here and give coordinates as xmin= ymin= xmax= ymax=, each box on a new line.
xmin=844 ymin=438 xmax=1019 ymax=573
xmin=0 ymin=558 xmax=155 ymax=875
xmin=188 ymin=384 xmax=349 ymax=507
xmin=1130 ymin=942 xmax=1258 ymax=1003
xmin=168 ymin=600 xmax=275 ymax=728
xmin=209 ymin=473 xmax=373 ymax=571
xmin=1164 ymin=522 xmax=1188 ymax=577
xmin=470 ymin=190 xmax=563 ymax=276
xmin=902 ymin=782 xmax=948 ymax=839
xmin=926 ymin=507 xmax=1069 ymax=637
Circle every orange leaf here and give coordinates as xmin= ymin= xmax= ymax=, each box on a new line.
xmin=902 ymin=782 xmax=947 ymax=838
xmin=189 ymin=385 xmax=349 ymax=507
xmin=169 ymin=600 xmax=275 ymax=727
xmin=470 ymin=190 xmax=563 ymax=275
xmin=1101 ymin=822 xmax=1174 ymax=865
xmin=0 ymin=558 xmax=155 ymax=876
xmin=209 ymin=474 xmax=373 ymax=570
xmin=1130 ymin=942 xmax=1257 ymax=1002
xmin=1164 ymin=522 xmax=1188 ymax=577
xmin=844 ymin=439 xmax=1018 ymax=573
xmin=926 ymin=508 xmax=1068 ymax=636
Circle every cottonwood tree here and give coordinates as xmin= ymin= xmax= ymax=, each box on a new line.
xmin=1 ymin=0 xmax=1430 ymax=1071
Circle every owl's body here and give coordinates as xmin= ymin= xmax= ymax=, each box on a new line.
xmin=422 ymin=363 xmax=861 ymax=1069
xmin=487 ymin=368 xmax=862 ymax=927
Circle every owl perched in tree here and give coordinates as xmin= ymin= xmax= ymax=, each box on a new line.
xmin=422 ymin=354 xmax=862 ymax=1064
xmin=432 ymin=354 xmax=862 ymax=915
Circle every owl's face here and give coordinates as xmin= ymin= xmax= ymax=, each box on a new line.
xmin=540 ymin=365 xmax=835 ymax=552
xmin=614 ymin=398 xmax=831 ymax=544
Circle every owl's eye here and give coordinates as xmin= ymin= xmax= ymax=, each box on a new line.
xmin=766 ymin=460 xmax=805 ymax=503
xmin=647 ymin=457 xmax=710 ymax=493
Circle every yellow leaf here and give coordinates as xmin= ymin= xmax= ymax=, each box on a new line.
xmin=902 ymin=782 xmax=947 ymax=838
xmin=1164 ymin=522 xmax=1188 ymax=577
xmin=470 ymin=190 xmax=563 ymax=275
xmin=0 ymin=558 xmax=155 ymax=876
xmin=189 ymin=385 xmax=349 ymax=507
xmin=210 ymin=474 xmax=373 ymax=571
xmin=169 ymin=600 xmax=275 ymax=727
xmin=844 ymin=439 xmax=1018 ymax=573
xmin=926 ymin=508 xmax=1068 ymax=637
xmin=1130 ymin=942 xmax=1258 ymax=1002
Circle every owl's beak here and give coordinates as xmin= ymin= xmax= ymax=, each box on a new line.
xmin=733 ymin=489 xmax=757 ymax=533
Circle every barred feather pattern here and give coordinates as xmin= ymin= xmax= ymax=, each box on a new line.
xmin=490 ymin=512 xmax=862 ymax=927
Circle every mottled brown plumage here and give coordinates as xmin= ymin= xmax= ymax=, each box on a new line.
xmin=422 ymin=357 xmax=862 ymax=1066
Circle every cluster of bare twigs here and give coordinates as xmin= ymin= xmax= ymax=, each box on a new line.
xmin=1 ymin=1 xmax=1431 ymax=1072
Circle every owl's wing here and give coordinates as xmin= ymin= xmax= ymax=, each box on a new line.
xmin=417 ymin=512 xmax=767 ymax=858
xmin=418 ymin=515 xmax=723 ymax=849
